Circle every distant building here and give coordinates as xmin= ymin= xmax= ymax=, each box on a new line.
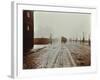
xmin=34 ymin=38 xmax=49 ymax=45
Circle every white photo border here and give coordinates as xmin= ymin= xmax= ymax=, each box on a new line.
xmin=11 ymin=1 xmax=97 ymax=78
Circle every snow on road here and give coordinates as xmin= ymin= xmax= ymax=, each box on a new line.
xmin=23 ymin=41 xmax=90 ymax=69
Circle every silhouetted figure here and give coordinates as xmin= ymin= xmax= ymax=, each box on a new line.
xmin=61 ymin=36 xmax=67 ymax=43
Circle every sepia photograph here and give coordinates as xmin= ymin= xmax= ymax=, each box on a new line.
xmin=23 ymin=10 xmax=91 ymax=69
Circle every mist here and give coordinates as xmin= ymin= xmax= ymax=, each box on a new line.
xmin=34 ymin=11 xmax=90 ymax=40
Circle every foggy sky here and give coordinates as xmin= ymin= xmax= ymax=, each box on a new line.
xmin=34 ymin=11 xmax=90 ymax=40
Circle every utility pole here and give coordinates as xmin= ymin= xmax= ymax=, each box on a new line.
xmin=82 ymin=32 xmax=85 ymax=43
xmin=49 ymin=33 xmax=52 ymax=44
xmin=75 ymin=37 xmax=78 ymax=42
xmin=80 ymin=37 xmax=81 ymax=44
xmin=88 ymin=35 xmax=91 ymax=46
